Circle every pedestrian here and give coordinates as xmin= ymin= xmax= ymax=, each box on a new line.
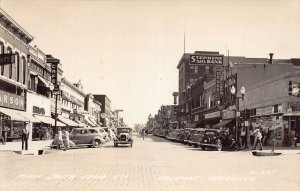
xmin=250 ymin=128 xmax=255 ymax=146
xmin=240 ymin=128 xmax=246 ymax=148
xmin=261 ymin=128 xmax=267 ymax=146
xmin=0 ymin=125 xmax=3 ymax=144
xmin=142 ymin=129 xmax=145 ymax=140
xmin=21 ymin=124 xmax=29 ymax=150
xmin=2 ymin=125 xmax=10 ymax=145
xmin=63 ymin=130 xmax=70 ymax=149
xmin=253 ymin=129 xmax=263 ymax=150
xmin=57 ymin=128 xmax=63 ymax=150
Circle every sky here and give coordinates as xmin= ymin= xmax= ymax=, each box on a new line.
xmin=1 ymin=0 xmax=300 ymax=126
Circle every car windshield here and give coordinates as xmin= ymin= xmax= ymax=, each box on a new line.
xmin=196 ymin=130 xmax=204 ymax=134
xmin=117 ymin=128 xmax=131 ymax=133
xmin=190 ymin=130 xmax=197 ymax=134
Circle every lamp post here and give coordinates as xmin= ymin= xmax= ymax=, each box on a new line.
xmin=230 ymin=85 xmax=245 ymax=146
xmin=49 ymin=83 xmax=59 ymax=137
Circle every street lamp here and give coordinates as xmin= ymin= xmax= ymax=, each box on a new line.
xmin=49 ymin=83 xmax=59 ymax=138
xmin=231 ymin=85 xmax=246 ymax=146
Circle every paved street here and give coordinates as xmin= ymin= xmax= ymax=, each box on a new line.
xmin=0 ymin=134 xmax=300 ymax=191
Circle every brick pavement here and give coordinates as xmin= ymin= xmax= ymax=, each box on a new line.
xmin=0 ymin=135 xmax=299 ymax=191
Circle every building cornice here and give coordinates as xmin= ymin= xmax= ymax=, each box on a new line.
xmin=0 ymin=8 xmax=33 ymax=43
xmin=61 ymin=77 xmax=86 ymax=97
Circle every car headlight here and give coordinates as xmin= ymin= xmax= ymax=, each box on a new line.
xmin=204 ymin=139 xmax=207 ymax=143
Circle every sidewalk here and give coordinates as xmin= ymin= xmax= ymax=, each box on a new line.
xmin=0 ymin=140 xmax=53 ymax=152
xmin=239 ymin=145 xmax=300 ymax=155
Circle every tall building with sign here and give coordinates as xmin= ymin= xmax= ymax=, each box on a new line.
xmin=177 ymin=51 xmax=223 ymax=127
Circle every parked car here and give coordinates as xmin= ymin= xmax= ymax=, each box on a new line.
xmin=189 ymin=129 xmax=205 ymax=147
xmin=114 ymin=127 xmax=133 ymax=147
xmin=199 ymin=129 xmax=238 ymax=151
xmin=51 ymin=128 xmax=106 ymax=149
xmin=185 ymin=129 xmax=198 ymax=145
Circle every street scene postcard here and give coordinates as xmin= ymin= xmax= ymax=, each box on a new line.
xmin=0 ymin=0 xmax=299 ymax=191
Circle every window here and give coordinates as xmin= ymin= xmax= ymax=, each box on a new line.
xmin=190 ymin=65 xmax=194 ymax=73
xmin=22 ymin=57 xmax=26 ymax=84
xmin=195 ymin=66 xmax=198 ymax=73
xmin=0 ymin=42 xmax=4 ymax=75
xmin=16 ymin=53 xmax=20 ymax=82
xmin=7 ymin=47 xmax=13 ymax=79
xmin=205 ymin=66 xmax=210 ymax=74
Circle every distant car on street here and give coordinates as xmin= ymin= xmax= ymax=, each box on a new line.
xmin=114 ymin=127 xmax=133 ymax=147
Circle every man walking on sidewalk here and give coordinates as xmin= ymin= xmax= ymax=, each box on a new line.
xmin=21 ymin=123 xmax=29 ymax=150
xmin=252 ymin=128 xmax=263 ymax=151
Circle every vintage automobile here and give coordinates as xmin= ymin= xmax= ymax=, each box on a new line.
xmin=199 ymin=129 xmax=238 ymax=151
xmin=114 ymin=127 xmax=133 ymax=147
xmin=51 ymin=128 xmax=106 ymax=149
xmin=184 ymin=129 xmax=198 ymax=145
xmin=188 ymin=129 xmax=205 ymax=147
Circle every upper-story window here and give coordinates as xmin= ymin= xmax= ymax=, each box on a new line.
xmin=16 ymin=53 xmax=20 ymax=82
xmin=7 ymin=47 xmax=13 ymax=79
xmin=0 ymin=42 xmax=4 ymax=75
xmin=205 ymin=66 xmax=210 ymax=74
xmin=22 ymin=57 xmax=26 ymax=84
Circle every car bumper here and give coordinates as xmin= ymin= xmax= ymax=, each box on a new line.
xmin=198 ymin=143 xmax=217 ymax=147
xmin=114 ymin=140 xmax=133 ymax=144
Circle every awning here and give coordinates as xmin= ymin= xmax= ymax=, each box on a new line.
xmin=29 ymin=71 xmax=38 ymax=76
xmin=89 ymin=117 xmax=99 ymax=127
xmin=34 ymin=115 xmax=66 ymax=126
xmin=283 ymin=112 xmax=300 ymax=116
xmin=213 ymin=119 xmax=233 ymax=128
xmin=57 ymin=116 xmax=80 ymax=126
xmin=85 ymin=116 xmax=96 ymax=127
xmin=75 ymin=119 xmax=86 ymax=127
xmin=37 ymin=76 xmax=50 ymax=88
xmin=15 ymin=111 xmax=40 ymax=123
xmin=0 ymin=107 xmax=28 ymax=122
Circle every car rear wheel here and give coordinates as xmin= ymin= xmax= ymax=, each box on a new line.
xmin=93 ymin=140 xmax=101 ymax=148
xmin=114 ymin=143 xmax=118 ymax=147
xmin=193 ymin=144 xmax=198 ymax=148
xmin=201 ymin=146 xmax=206 ymax=150
xmin=216 ymin=139 xmax=222 ymax=151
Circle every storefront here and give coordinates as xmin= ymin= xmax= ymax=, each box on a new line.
xmin=203 ymin=110 xmax=221 ymax=129
xmin=212 ymin=109 xmax=236 ymax=134
xmin=0 ymin=90 xmax=39 ymax=141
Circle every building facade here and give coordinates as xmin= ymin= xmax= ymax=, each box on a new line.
xmin=93 ymin=94 xmax=112 ymax=127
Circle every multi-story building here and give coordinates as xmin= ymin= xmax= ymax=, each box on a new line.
xmin=84 ymin=93 xmax=101 ymax=127
xmin=93 ymin=94 xmax=112 ymax=127
xmin=0 ymin=8 xmax=36 ymax=141
xmin=177 ymin=51 xmax=223 ymax=127
xmin=59 ymin=78 xmax=86 ymax=127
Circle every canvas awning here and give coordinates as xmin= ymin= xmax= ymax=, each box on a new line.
xmin=34 ymin=115 xmax=66 ymax=126
xmin=213 ymin=119 xmax=233 ymax=128
xmin=0 ymin=107 xmax=28 ymax=122
xmin=75 ymin=119 xmax=86 ymax=127
xmin=57 ymin=116 xmax=80 ymax=126
xmin=14 ymin=111 xmax=40 ymax=123
xmin=89 ymin=117 xmax=99 ymax=127
xmin=85 ymin=116 xmax=96 ymax=127
xmin=37 ymin=76 xmax=50 ymax=88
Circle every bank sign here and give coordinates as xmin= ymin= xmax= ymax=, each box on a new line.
xmin=190 ymin=55 xmax=223 ymax=65
xmin=0 ymin=90 xmax=25 ymax=110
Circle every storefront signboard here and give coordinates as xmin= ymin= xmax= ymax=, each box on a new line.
xmin=0 ymin=90 xmax=25 ymax=110
xmin=256 ymin=106 xmax=273 ymax=116
xmin=205 ymin=111 xmax=220 ymax=119
xmin=190 ymin=55 xmax=223 ymax=65
xmin=222 ymin=110 xmax=235 ymax=120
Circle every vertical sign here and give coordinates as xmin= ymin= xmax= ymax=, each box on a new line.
xmin=46 ymin=55 xmax=60 ymax=92
xmin=215 ymin=65 xmax=222 ymax=99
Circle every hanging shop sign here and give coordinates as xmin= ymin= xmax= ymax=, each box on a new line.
xmin=0 ymin=90 xmax=25 ymax=110
xmin=256 ymin=106 xmax=273 ymax=116
xmin=190 ymin=55 xmax=223 ymax=65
